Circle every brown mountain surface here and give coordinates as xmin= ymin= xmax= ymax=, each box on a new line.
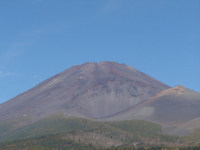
xmin=106 ymin=86 xmax=200 ymax=135
xmin=0 ymin=62 xmax=169 ymax=122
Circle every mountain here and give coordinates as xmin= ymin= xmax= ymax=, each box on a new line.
xmin=1 ymin=61 xmax=200 ymax=148
xmin=0 ymin=61 xmax=169 ymax=122
xmin=106 ymin=85 xmax=200 ymax=136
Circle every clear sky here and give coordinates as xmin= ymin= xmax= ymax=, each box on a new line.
xmin=0 ymin=0 xmax=199 ymax=104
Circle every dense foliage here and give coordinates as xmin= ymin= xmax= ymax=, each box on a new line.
xmin=0 ymin=116 xmax=164 ymax=143
xmin=1 ymin=135 xmax=200 ymax=150
xmin=0 ymin=116 xmax=200 ymax=150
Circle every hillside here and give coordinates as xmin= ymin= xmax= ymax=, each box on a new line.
xmin=105 ymin=86 xmax=200 ymax=136
xmin=0 ymin=115 xmax=161 ymax=143
xmin=0 ymin=116 xmax=189 ymax=149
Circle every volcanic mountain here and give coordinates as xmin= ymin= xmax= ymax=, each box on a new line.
xmin=1 ymin=61 xmax=200 ymax=149
xmin=1 ymin=61 xmax=200 ymax=138
xmin=0 ymin=62 xmax=169 ymax=122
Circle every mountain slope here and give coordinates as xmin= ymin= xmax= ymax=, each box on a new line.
xmin=106 ymin=86 xmax=200 ymax=135
xmin=1 ymin=115 xmax=182 ymax=148
xmin=0 ymin=62 xmax=169 ymax=122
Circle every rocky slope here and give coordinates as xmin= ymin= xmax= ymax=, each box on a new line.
xmin=106 ymin=86 xmax=200 ymax=135
xmin=0 ymin=61 xmax=169 ymax=122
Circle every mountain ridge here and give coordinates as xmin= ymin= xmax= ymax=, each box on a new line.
xmin=105 ymin=85 xmax=200 ymax=135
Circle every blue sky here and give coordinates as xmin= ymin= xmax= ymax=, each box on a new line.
xmin=0 ymin=0 xmax=199 ymax=104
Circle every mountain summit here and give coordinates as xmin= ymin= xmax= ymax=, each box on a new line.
xmin=0 ymin=62 xmax=169 ymax=121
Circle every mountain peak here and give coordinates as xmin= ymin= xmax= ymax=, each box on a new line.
xmin=150 ymin=85 xmax=185 ymax=99
xmin=65 ymin=61 xmax=168 ymax=87
xmin=0 ymin=62 xmax=169 ymax=121
xmin=171 ymin=85 xmax=185 ymax=93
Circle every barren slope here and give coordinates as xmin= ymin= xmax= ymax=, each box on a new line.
xmin=0 ymin=62 xmax=169 ymax=122
xmin=106 ymin=86 xmax=200 ymax=135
